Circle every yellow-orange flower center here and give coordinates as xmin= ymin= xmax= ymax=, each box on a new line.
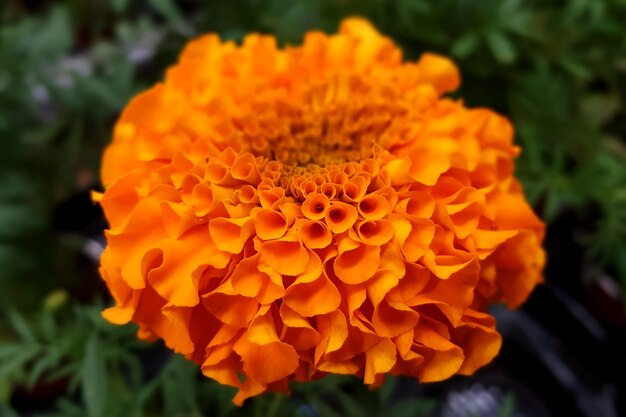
xmin=230 ymin=79 xmax=409 ymax=200
xmin=256 ymin=97 xmax=395 ymax=166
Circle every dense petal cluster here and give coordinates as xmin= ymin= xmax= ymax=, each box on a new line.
xmin=97 ymin=18 xmax=545 ymax=404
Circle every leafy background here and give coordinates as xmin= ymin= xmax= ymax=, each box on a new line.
xmin=1 ymin=0 xmax=625 ymax=416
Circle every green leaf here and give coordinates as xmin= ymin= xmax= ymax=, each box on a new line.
xmin=580 ymin=93 xmax=620 ymax=127
xmin=451 ymin=33 xmax=479 ymax=58
xmin=558 ymin=58 xmax=591 ymax=80
xmin=0 ymin=345 xmax=39 ymax=381
xmin=265 ymin=392 xmax=287 ymax=417
xmin=126 ymin=373 xmax=163 ymax=417
xmin=27 ymin=347 xmax=64 ymax=388
xmin=384 ymin=397 xmax=437 ymax=417
xmin=0 ymin=172 xmax=37 ymax=201
xmin=378 ymin=375 xmax=398 ymax=407
xmin=111 ymin=0 xmax=132 ymax=13
xmin=0 ymin=405 xmax=18 ymax=417
xmin=0 ymin=344 xmax=23 ymax=361
xmin=55 ymin=398 xmax=88 ymax=417
xmin=310 ymin=398 xmax=343 ymax=417
xmin=147 ymin=0 xmax=184 ymax=24
xmin=334 ymin=390 xmax=369 ymax=416
xmin=485 ymin=31 xmax=516 ymax=64
xmin=0 ymin=244 xmax=36 ymax=285
xmin=38 ymin=309 xmax=57 ymax=342
xmin=162 ymin=357 xmax=199 ymax=416
xmin=78 ymin=77 xmax=124 ymax=111
xmin=82 ymin=333 xmax=107 ymax=417
xmin=6 ymin=309 xmax=37 ymax=344
xmin=0 ymin=203 xmax=47 ymax=239
xmin=47 ymin=361 xmax=81 ymax=386
xmin=497 ymin=392 xmax=516 ymax=417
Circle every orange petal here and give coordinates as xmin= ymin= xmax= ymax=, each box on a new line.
xmin=342 ymin=176 xmax=369 ymax=203
xmin=334 ymin=243 xmax=380 ymax=284
xmin=372 ymin=298 xmax=419 ymax=338
xmin=106 ymin=197 xmax=167 ymax=289
xmin=132 ymin=284 xmax=195 ymax=355
xmin=284 ymin=274 xmax=341 ymax=317
xmin=445 ymin=190 xmax=485 ymax=239
xmin=401 ymin=219 xmax=435 ymax=262
xmin=416 ymin=53 xmax=461 ymax=95
xmin=413 ymin=326 xmax=464 ymax=382
xmin=148 ymin=226 xmax=229 ymax=307
xmin=231 ymin=153 xmax=261 ymax=184
xmin=470 ymin=229 xmax=518 ymax=259
xmin=232 ymin=377 xmax=267 ymax=406
xmin=422 ymin=247 xmax=473 ymax=280
xmin=407 ymin=259 xmax=480 ymax=326
xmin=454 ymin=310 xmax=502 ymax=375
xmin=120 ymin=83 xmax=187 ymax=133
xmin=317 ymin=358 xmax=360 ymax=375
xmin=492 ymin=192 xmax=545 ymax=237
xmin=159 ymin=201 xmax=196 ymax=239
xmin=202 ymin=355 xmax=243 ymax=389
xmin=208 ymin=217 xmax=254 ymax=254
xmin=351 ymin=219 xmax=394 ymax=246
xmin=316 ymin=310 xmax=349 ymax=360
xmin=408 ymin=146 xmax=453 ymax=186
xmin=300 ymin=220 xmax=333 ymax=249
xmin=325 ymin=202 xmax=359 ymax=234
xmin=246 ymin=308 xmax=280 ymax=345
xmin=161 ymin=305 xmax=195 ymax=355
xmin=100 ymin=142 xmax=140 ymax=187
xmin=364 ymin=338 xmax=396 ymax=384
xmin=258 ymin=239 xmax=309 ymax=276
xmin=191 ymin=182 xmax=214 ymax=216
xmin=98 ymin=170 xmax=144 ymax=229
xmin=385 ymin=157 xmax=413 ymax=187
xmin=231 ymin=255 xmax=284 ymax=304
xmin=252 ymin=208 xmax=288 ymax=240
xmin=490 ymin=231 xmax=545 ymax=308
xmin=100 ymin=249 xmax=139 ymax=324
xmin=358 ymin=193 xmax=389 ymax=220
xmin=279 ymin=304 xmax=321 ymax=351
xmin=202 ymin=282 xmax=259 ymax=327
xmin=236 ymin=337 xmax=299 ymax=384
xmin=396 ymin=191 xmax=435 ymax=219
xmin=302 ymin=193 xmax=331 ymax=220
xmin=387 ymin=264 xmax=429 ymax=304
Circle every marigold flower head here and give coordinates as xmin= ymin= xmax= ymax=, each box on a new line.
xmin=97 ymin=18 xmax=545 ymax=404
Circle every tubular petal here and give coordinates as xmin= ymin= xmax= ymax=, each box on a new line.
xmin=325 ymin=202 xmax=359 ymax=234
xmin=300 ymin=220 xmax=333 ymax=249
xmin=252 ymin=208 xmax=288 ymax=240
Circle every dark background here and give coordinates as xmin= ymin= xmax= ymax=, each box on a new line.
xmin=1 ymin=1 xmax=625 ymax=416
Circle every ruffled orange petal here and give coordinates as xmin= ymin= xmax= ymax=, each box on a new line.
xmin=334 ymin=242 xmax=380 ymax=284
xmin=284 ymin=274 xmax=341 ymax=317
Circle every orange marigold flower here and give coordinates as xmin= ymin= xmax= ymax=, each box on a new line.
xmin=97 ymin=18 xmax=545 ymax=404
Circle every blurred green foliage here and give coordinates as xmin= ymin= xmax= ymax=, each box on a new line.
xmin=1 ymin=0 xmax=625 ymax=416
